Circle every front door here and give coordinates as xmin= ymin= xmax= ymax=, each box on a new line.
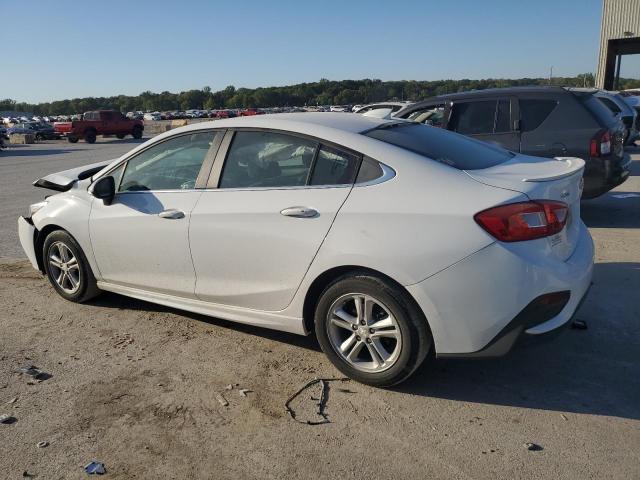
xmin=89 ymin=131 xmax=218 ymax=297
xmin=190 ymin=130 xmax=360 ymax=312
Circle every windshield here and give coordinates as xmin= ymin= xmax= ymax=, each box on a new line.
xmin=363 ymin=123 xmax=514 ymax=170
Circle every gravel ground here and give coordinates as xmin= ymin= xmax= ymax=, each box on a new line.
xmin=0 ymin=138 xmax=638 ymax=479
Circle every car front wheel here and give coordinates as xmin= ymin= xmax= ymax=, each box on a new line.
xmin=314 ymin=272 xmax=432 ymax=387
xmin=43 ymin=230 xmax=100 ymax=303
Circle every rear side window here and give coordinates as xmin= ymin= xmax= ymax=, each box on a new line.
xmin=364 ymin=123 xmax=513 ymax=170
xmin=310 ymin=146 xmax=360 ymax=186
xmin=598 ymin=97 xmax=621 ymax=114
xmin=449 ymin=101 xmax=496 ymax=135
xmin=219 ymin=131 xmax=317 ymax=188
xmin=519 ymin=99 xmax=557 ymax=132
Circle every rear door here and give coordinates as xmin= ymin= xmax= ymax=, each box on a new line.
xmin=189 ymin=130 xmax=360 ymax=312
xmin=448 ymin=97 xmax=521 ymax=151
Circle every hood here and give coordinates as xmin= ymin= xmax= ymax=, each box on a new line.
xmin=33 ymin=159 xmax=115 ymax=191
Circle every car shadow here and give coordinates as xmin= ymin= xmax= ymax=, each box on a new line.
xmin=395 ymin=261 xmax=640 ymax=420
xmin=581 ymin=191 xmax=640 ymax=228
xmin=1 ymin=148 xmax=88 ymax=156
xmin=87 ymin=292 xmax=320 ymax=352
xmin=86 ymin=261 xmax=639 ymax=420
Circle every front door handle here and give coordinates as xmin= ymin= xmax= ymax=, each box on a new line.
xmin=158 ymin=209 xmax=185 ymax=219
xmin=280 ymin=206 xmax=318 ymax=218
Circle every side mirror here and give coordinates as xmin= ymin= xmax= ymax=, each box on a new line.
xmin=90 ymin=176 xmax=115 ymax=205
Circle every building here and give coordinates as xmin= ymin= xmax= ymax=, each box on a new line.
xmin=596 ymin=0 xmax=640 ymax=89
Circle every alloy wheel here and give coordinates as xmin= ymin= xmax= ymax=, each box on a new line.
xmin=48 ymin=241 xmax=81 ymax=294
xmin=326 ymin=293 xmax=402 ymax=373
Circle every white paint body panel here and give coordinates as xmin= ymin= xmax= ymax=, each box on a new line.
xmin=89 ymin=191 xmax=202 ymax=297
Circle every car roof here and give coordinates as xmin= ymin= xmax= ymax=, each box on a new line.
xmin=174 ymin=112 xmax=393 ymax=135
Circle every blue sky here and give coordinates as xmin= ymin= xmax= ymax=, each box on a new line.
xmin=2 ymin=0 xmax=636 ymax=103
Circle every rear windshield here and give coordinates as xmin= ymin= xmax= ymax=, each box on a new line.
xmin=363 ymin=123 xmax=514 ymax=170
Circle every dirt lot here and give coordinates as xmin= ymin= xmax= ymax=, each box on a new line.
xmin=0 ymin=139 xmax=639 ymax=479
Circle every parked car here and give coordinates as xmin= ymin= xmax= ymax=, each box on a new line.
xmin=593 ymin=90 xmax=638 ymax=146
xmin=19 ymin=113 xmax=593 ymax=386
xmin=143 ymin=112 xmax=162 ymax=121
xmin=329 ymin=105 xmax=349 ymax=112
xmin=394 ymin=86 xmax=630 ymax=198
xmin=354 ymin=102 xmax=412 ymax=115
xmin=54 ymin=110 xmax=144 ymax=143
xmin=7 ymin=122 xmax=60 ymax=140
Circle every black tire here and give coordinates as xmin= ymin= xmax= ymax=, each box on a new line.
xmin=67 ymin=135 xmax=79 ymax=143
xmin=42 ymin=230 xmax=101 ymax=303
xmin=84 ymin=130 xmax=97 ymax=144
xmin=116 ymin=133 xmax=126 ymax=139
xmin=314 ymin=272 xmax=432 ymax=387
xmin=35 ymin=133 xmax=43 ymax=141
xmin=131 ymin=125 xmax=143 ymax=139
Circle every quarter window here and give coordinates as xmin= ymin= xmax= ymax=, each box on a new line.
xmin=219 ymin=131 xmax=317 ymax=188
xmin=519 ymin=99 xmax=558 ymax=132
xmin=310 ymin=146 xmax=360 ymax=185
xmin=119 ymin=132 xmax=215 ymax=191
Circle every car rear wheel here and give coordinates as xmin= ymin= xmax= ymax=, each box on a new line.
xmin=131 ymin=126 xmax=143 ymax=139
xmin=43 ymin=230 xmax=100 ymax=303
xmin=35 ymin=133 xmax=43 ymax=141
xmin=84 ymin=130 xmax=97 ymax=143
xmin=314 ymin=272 xmax=432 ymax=387
xmin=67 ymin=135 xmax=79 ymax=143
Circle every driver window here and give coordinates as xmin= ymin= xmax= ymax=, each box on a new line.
xmin=219 ymin=131 xmax=317 ymax=188
xmin=119 ymin=132 xmax=215 ymax=192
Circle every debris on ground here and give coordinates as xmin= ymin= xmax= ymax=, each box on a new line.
xmin=37 ymin=441 xmax=49 ymax=448
xmin=239 ymin=388 xmax=252 ymax=397
xmin=561 ymin=413 xmax=568 ymax=421
xmin=0 ymin=413 xmax=16 ymax=424
xmin=15 ymin=365 xmax=52 ymax=381
xmin=525 ymin=442 xmax=543 ymax=451
xmin=224 ymin=384 xmax=234 ymax=391
xmin=84 ymin=461 xmax=106 ymax=475
xmin=571 ymin=320 xmax=588 ymax=330
xmin=215 ymin=393 xmax=229 ymax=407
xmin=285 ymin=378 xmax=350 ymax=425
xmin=8 ymin=397 xmax=17 ymax=404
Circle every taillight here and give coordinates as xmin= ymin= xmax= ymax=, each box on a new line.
xmin=590 ymin=130 xmax=611 ymax=157
xmin=474 ymin=201 xmax=569 ymax=242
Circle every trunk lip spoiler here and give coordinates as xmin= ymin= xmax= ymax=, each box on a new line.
xmin=32 ymin=160 xmax=114 ymax=192
xmin=521 ymin=157 xmax=585 ymax=182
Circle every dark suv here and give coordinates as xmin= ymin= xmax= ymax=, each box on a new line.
xmin=394 ymin=86 xmax=630 ymax=198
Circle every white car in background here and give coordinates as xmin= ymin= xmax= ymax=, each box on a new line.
xmin=18 ymin=113 xmax=593 ymax=386
xmin=143 ymin=112 xmax=162 ymax=121
xmin=354 ymin=102 xmax=412 ymax=115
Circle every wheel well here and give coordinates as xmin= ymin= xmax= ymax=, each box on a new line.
xmin=302 ymin=265 xmax=425 ymax=335
xmin=34 ymin=224 xmax=65 ymax=273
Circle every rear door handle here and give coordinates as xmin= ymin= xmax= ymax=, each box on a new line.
xmin=280 ymin=206 xmax=318 ymax=218
xmin=158 ymin=209 xmax=185 ymax=219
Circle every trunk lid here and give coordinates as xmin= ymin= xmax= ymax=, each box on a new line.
xmin=53 ymin=121 xmax=73 ymax=134
xmin=465 ymin=154 xmax=585 ymax=261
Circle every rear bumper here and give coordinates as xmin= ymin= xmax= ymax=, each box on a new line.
xmin=583 ymin=153 xmax=630 ymax=198
xmin=18 ymin=216 xmax=39 ymax=270
xmin=406 ymin=222 xmax=594 ymax=356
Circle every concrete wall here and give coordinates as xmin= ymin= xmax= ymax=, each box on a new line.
xmin=596 ymin=0 xmax=640 ymax=88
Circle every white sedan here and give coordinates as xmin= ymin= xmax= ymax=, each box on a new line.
xmin=18 ymin=113 xmax=593 ymax=386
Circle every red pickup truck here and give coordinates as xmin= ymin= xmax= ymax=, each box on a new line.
xmin=54 ymin=110 xmax=144 ymax=143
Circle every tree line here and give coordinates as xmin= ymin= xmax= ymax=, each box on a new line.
xmin=2 ymin=74 xmax=639 ymax=115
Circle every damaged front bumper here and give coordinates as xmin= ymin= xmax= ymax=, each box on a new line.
xmin=18 ymin=216 xmax=39 ymax=270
